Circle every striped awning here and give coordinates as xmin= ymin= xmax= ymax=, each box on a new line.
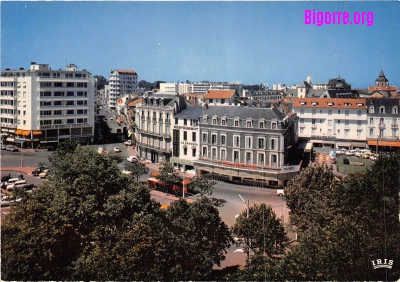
xmin=15 ymin=129 xmax=23 ymax=134
xmin=21 ymin=130 xmax=30 ymax=136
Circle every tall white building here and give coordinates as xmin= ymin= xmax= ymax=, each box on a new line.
xmin=159 ymin=83 xmax=179 ymax=94
xmin=188 ymin=81 xmax=243 ymax=94
xmin=1 ymin=62 xmax=95 ymax=148
xmin=108 ymin=69 xmax=138 ymax=108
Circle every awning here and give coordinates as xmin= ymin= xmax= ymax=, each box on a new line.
xmin=33 ymin=131 xmax=43 ymax=135
xmin=1 ymin=129 xmax=8 ymax=133
xmin=352 ymin=142 xmax=366 ymax=148
xmin=304 ymin=141 xmax=313 ymax=153
xmin=13 ymin=139 xmax=26 ymax=144
xmin=367 ymin=140 xmax=400 ymax=147
xmin=15 ymin=129 xmax=23 ymax=135
xmin=21 ymin=130 xmax=30 ymax=136
xmin=6 ymin=137 xmax=14 ymax=142
xmin=298 ymin=140 xmax=308 ymax=150
xmin=336 ymin=142 xmax=351 ymax=147
xmin=8 ymin=130 xmax=15 ymax=133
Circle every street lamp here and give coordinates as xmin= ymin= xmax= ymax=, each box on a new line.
xmin=238 ymin=194 xmax=250 ymax=260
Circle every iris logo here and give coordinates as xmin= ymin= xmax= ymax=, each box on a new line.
xmin=371 ymin=259 xmax=394 ymax=269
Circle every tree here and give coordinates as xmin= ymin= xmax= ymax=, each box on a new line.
xmin=231 ymin=203 xmax=289 ymax=260
xmin=188 ymin=174 xmax=216 ymax=196
xmin=282 ymin=162 xmax=400 ymax=281
xmin=124 ymin=160 xmax=149 ymax=182
xmin=94 ymin=75 xmax=107 ymax=90
xmin=156 ymin=162 xmax=182 ymax=194
xmin=138 ymin=80 xmax=152 ymax=90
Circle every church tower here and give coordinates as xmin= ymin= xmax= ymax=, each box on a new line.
xmin=375 ymin=70 xmax=389 ymax=88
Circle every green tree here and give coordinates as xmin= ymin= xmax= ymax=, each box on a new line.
xmin=94 ymin=75 xmax=107 ymax=90
xmin=188 ymin=174 xmax=216 ymax=196
xmin=124 ymin=159 xmax=149 ymax=182
xmin=231 ymin=203 xmax=289 ymax=259
xmin=156 ymin=162 xmax=182 ymax=194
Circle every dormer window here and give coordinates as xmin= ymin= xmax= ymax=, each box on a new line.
xmin=246 ymin=121 xmax=252 ymax=128
xmin=393 ymin=107 xmax=398 ymax=114
xmin=203 ymin=116 xmax=208 ymax=123
xmin=300 ymin=102 xmax=306 ymax=105
xmin=380 ymin=106 xmax=385 ymax=114
xmin=357 ymin=103 xmax=363 ymax=107
xmin=259 ymin=121 xmax=264 ymax=128
xmin=312 ymin=102 xmax=318 ymax=106
xmin=328 ymin=102 xmax=334 ymax=106
xmin=221 ymin=119 xmax=226 ymax=126
xmin=369 ymin=106 xmax=374 ymax=114
xmin=234 ymin=119 xmax=240 ymax=127
xmin=272 ymin=122 xmax=277 ymax=129
xmin=344 ymin=103 xmax=352 ymax=107
xmin=212 ymin=118 xmax=217 ymax=125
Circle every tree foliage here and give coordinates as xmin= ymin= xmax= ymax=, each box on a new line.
xmin=1 ymin=145 xmax=232 ymax=281
xmin=124 ymin=160 xmax=149 ymax=182
xmin=188 ymin=174 xmax=216 ymax=196
xmin=156 ymin=161 xmax=182 ymax=193
xmin=283 ymin=161 xmax=400 ymax=281
xmin=94 ymin=75 xmax=107 ymax=90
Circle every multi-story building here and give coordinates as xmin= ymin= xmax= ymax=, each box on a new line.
xmin=1 ymin=62 xmax=95 ymax=147
xmin=366 ymin=98 xmax=400 ymax=150
xmin=159 ymin=83 xmax=179 ymax=94
xmin=193 ymin=106 xmax=299 ymax=187
xmin=188 ymin=81 xmax=243 ymax=95
xmin=203 ymin=90 xmax=240 ymax=106
xmin=293 ymin=98 xmax=368 ymax=148
xmin=135 ymin=94 xmax=189 ymax=163
xmin=170 ymin=107 xmax=204 ymax=173
xmin=108 ymin=69 xmax=138 ymax=109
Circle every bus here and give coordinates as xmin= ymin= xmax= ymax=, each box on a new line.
xmin=147 ymin=177 xmax=190 ymax=195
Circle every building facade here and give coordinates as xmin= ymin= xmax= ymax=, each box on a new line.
xmin=293 ymin=98 xmax=368 ymax=148
xmin=159 ymin=83 xmax=179 ymax=94
xmin=203 ymin=90 xmax=240 ymax=106
xmin=1 ymin=62 xmax=95 ymax=147
xmin=135 ymin=94 xmax=189 ymax=163
xmin=108 ymin=69 xmax=138 ymax=108
xmin=193 ymin=106 xmax=299 ymax=187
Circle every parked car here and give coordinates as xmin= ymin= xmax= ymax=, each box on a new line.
xmin=32 ymin=167 xmax=46 ymax=176
xmin=335 ymin=148 xmax=347 ymax=155
xmin=1 ymin=195 xmax=22 ymax=207
xmin=39 ymin=170 xmax=49 ymax=178
xmin=7 ymin=180 xmax=27 ymax=191
xmin=6 ymin=145 xmax=19 ymax=152
xmin=362 ymin=153 xmax=372 ymax=159
xmin=124 ymin=140 xmax=132 ymax=146
xmin=113 ymin=146 xmax=121 ymax=153
xmin=277 ymin=189 xmax=285 ymax=197
xmin=127 ymin=156 xmax=137 ymax=163
xmin=122 ymin=170 xmax=132 ymax=175
xmin=370 ymin=155 xmax=377 ymax=161
xmin=345 ymin=150 xmax=356 ymax=156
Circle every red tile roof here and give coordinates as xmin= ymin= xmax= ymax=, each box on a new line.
xmin=204 ymin=90 xmax=236 ymax=99
xmin=128 ymin=98 xmax=143 ymax=107
xmin=115 ymin=69 xmax=137 ymax=75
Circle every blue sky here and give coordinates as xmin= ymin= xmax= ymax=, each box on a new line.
xmin=2 ymin=1 xmax=399 ymax=88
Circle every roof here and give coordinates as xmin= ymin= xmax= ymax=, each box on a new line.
xmin=292 ymin=98 xmax=367 ymax=109
xmin=366 ymin=98 xmax=400 ymax=107
xmin=174 ymin=107 xmax=204 ymax=119
xmin=204 ymin=90 xmax=236 ymax=99
xmin=202 ymin=106 xmax=285 ymax=120
xmin=299 ymin=81 xmax=312 ymax=88
xmin=307 ymin=89 xmax=326 ymax=97
xmin=375 ymin=70 xmax=388 ymax=82
xmin=128 ymin=98 xmax=143 ymax=107
xmin=115 ymin=69 xmax=137 ymax=75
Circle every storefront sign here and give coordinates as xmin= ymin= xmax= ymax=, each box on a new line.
xmin=173 ymin=125 xmax=198 ymax=131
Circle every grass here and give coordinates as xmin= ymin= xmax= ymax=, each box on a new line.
xmin=336 ymin=155 xmax=375 ymax=174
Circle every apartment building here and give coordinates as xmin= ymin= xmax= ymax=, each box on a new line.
xmin=159 ymin=83 xmax=179 ymax=94
xmin=293 ymin=98 xmax=368 ymax=148
xmin=1 ymin=63 xmax=95 ymax=147
xmin=203 ymin=90 xmax=240 ymax=106
xmin=366 ymin=98 xmax=400 ymax=149
xmin=108 ymin=69 xmax=138 ymax=108
xmin=135 ymin=94 xmax=189 ymax=163
xmin=193 ymin=106 xmax=299 ymax=187
xmin=188 ymin=81 xmax=243 ymax=95
xmin=170 ymin=107 xmax=203 ymax=172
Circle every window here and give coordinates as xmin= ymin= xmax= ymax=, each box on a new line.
xmin=221 ymin=149 xmax=226 ymax=161
xmin=54 ymin=110 xmax=62 ymax=115
xmin=357 ymin=131 xmax=361 ymax=137
xmin=192 ymin=132 xmax=196 ymax=142
xmin=40 ymin=82 xmax=52 ymax=87
xmin=369 ymin=118 xmax=374 ymax=125
xmin=246 ymin=121 xmax=252 ymax=128
xmin=192 ymin=149 xmax=196 ymax=157
xmin=345 ymin=120 xmax=349 ymax=126
xmin=54 ymin=91 xmax=63 ymax=97
xmin=184 ymin=119 xmax=187 ymax=125
xmin=258 ymin=153 xmax=265 ymax=166
xmin=184 ymin=148 xmax=187 ymax=155
xmin=258 ymin=138 xmax=265 ymax=149
xmin=233 ymin=151 xmax=239 ymax=163
xmin=212 ymin=148 xmax=217 ymax=159
xmin=380 ymin=118 xmax=384 ymax=125
xmin=66 ymin=101 xmax=74 ymax=106
xmin=328 ymin=120 xmax=332 ymax=126
xmin=67 ymin=110 xmax=74 ymax=115
xmin=211 ymin=134 xmax=217 ymax=145
xmin=338 ymin=110 xmax=341 ymax=114
xmin=246 ymin=152 xmax=252 ymax=164
xmin=300 ymin=109 xmax=304 ymax=115
xmin=221 ymin=135 xmax=226 ymax=145
xmin=312 ymin=109 xmax=316 ymax=115
xmin=328 ymin=129 xmax=332 ymax=135
xmin=380 ymin=106 xmax=385 ymax=114
xmin=357 ymin=110 xmax=362 ymax=116
xmin=271 ymin=139 xmax=276 ymax=150
xmin=175 ymin=118 xmax=178 ymax=124
xmin=245 ymin=136 xmax=252 ymax=149
xmin=53 ymin=82 xmax=63 ymax=87
xmin=67 ymin=91 xmax=74 ymax=96
xmin=233 ymin=136 xmax=240 ymax=147
xmin=221 ymin=119 xmax=226 ymax=126
xmin=345 ymin=110 xmax=349 ymax=116
xmin=369 ymin=106 xmax=374 ymax=114
xmin=67 ymin=119 xmax=74 ymax=124
xmin=328 ymin=110 xmax=332 ymax=115
xmin=40 ymin=110 xmax=52 ymax=116
xmin=203 ymin=117 xmax=207 ymax=123
xmin=357 ymin=120 xmax=362 ymax=126
xmin=77 ymin=109 xmax=84 ymax=114
xmin=312 ymin=119 xmax=316 ymax=125
xmin=77 ymin=82 xmax=87 ymax=88
xmin=345 ymin=130 xmax=349 ymax=137
xmin=234 ymin=120 xmax=239 ymax=127
xmin=393 ymin=107 xmax=398 ymax=114
xmin=338 ymin=120 xmax=341 ymax=124
xmin=202 ymin=133 xmax=208 ymax=143
xmin=259 ymin=121 xmax=264 ymax=128
xmin=77 ymin=119 xmax=84 ymax=123
xmin=212 ymin=118 xmax=217 ymax=125
xmin=221 ymin=99 xmax=225 ymax=104
xmin=40 ymin=91 xmax=51 ymax=97
xmin=67 ymin=82 xmax=74 ymax=87
xmin=54 ymin=120 xmax=62 ymax=125
xmin=77 ymin=101 xmax=84 ymax=105
xmin=202 ymin=147 xmax=207 ymax=157
xmin=272 ymin=123 xmax=277 ymax=129
xmin=183 ymin=131 xmax=187 ymax=141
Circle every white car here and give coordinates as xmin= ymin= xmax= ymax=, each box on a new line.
xmin=39 ymin=169 xmax=49 ymax=178
xmin=127 ymin=156 xmax=137 ymax=162
xmin=335 ymin=149 xmax=347 ymax=155
xmin=345 ymin=150 xmax=356 ymax=156
xmin=277 ymin=189 xmax=284 ymax=197
xmin=121 ymin=170 xmax=132 ymax=175
xmin=113 ymin=146 xmax=121 ymax=153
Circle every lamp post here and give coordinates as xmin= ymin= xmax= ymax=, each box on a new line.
xmin=238 ymin=194 xmax=250 ymax=260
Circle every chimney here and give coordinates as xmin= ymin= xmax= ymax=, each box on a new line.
xmin=204 ymin=103 xmax=208 ymax=109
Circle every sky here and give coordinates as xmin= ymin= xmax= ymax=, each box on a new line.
xmin=1 ymin=1 xmax=400 ymax=88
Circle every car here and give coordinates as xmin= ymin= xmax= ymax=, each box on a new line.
xmin=6 ymin=146 xmax=19 ymax=152
xmin=121 ymin=170 xmax=132 ymax=175
xmin=1 ymin=196 xmax=22 ymax=207
xmin=345 ymin=150 xmax=356 ymax=156
xmin=38 ymin=170 xmax=49 ymax=178
xmin=1 ymin=175 xmax=11 ymax=183
xmin=362 ymin=153 xmax=371 ymax=159
xmin=127 ymin=156 xmax=137 ymax=162
xmin=277 ymin=189 xmax=284 ymax=197
xmin=113 ymin=146 xmax=121 ymax=153
xmin=24 ymin=184 xmax=36 ymax=192
xmin=370 ymin=155 xmax=377 ymax=161
xmin=32 ymin=167 xmax=46 ymax=176
xmin=335 ymin=148 xmax=347 ymax=155
xmin=124 ymin=140 xmax=132 ymax=146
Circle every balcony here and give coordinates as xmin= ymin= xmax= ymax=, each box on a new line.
xmin=299 ymin=123 xmax=305 ymax=128
xmin=1 ymin=123 xmax=17 ymax=128
xmin=392 ymin=124 xmax=398 ymax=128
xmin=379 ymin=124 xmax=386 ymax=129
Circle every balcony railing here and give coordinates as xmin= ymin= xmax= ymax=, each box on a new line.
xmin=392 ymin=124 xmax=398 ymax=128
xmin=379 ymin=124 xmax=386 ymax=129
xmin=311 ymin=135 xmax=337 ymax=141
